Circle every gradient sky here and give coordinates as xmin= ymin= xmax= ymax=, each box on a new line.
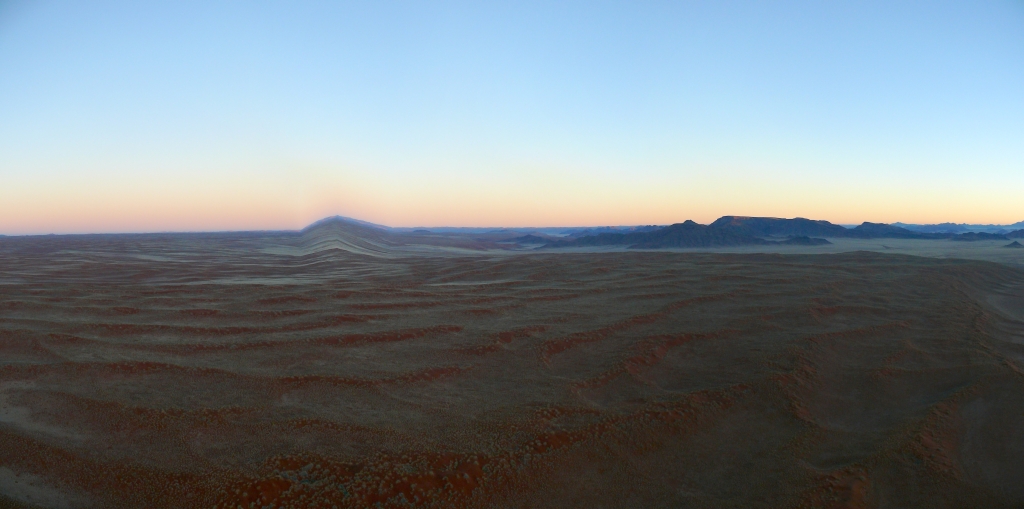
xmin=1 ymin=1 xmax=1023 ymax=234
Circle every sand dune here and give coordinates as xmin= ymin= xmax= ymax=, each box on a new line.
xmin=1 ymin=228 xmax=1024 ymax=508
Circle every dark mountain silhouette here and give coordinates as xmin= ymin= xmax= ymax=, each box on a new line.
xmin=893 ymin=222 xmax=968 ymax=233
xmin=1005 ymin=241 xmax=1023 ymax=248
xmin=781 ymin=236 xmax=831 ymax=246
xmin=710 ymin=216 xmax=849 ymax=237
xmin=629 ymin=221 xmax=769 ymax=248
xmin=894 ymin=221 xmax=1024 ymax=234
xmin=710 ymin=217 xmax=949 ymax=239
xmin=951 ymin=232 xmax=1008 ymax=242
xmin=306 ymin=215 xmax=393 ymax=231
xmin=844 ymin=222 xmax=942 ymax=239
xmin=561 ymin=225 xmax=662 ymax=238
xmin=548 ymin=217 xmax=969 ymax=248
xmin=1008 ymin=229 xmax=1024 ymax=239
xmin=843 ymin=223 xmax=1024 ymax=240
xmin=548 ymin=220 xmax=768 ymax=249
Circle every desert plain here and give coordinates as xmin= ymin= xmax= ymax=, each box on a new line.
xmin=1 ymin=220 xmax=1024 ymax=508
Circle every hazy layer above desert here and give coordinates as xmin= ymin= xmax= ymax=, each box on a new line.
xmin=1 ymin=218 xmax=1024 ymax=508
xmin=261 ymin=215 xmax=1024 ymax=267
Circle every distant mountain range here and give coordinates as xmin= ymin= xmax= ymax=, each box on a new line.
xmin=294 ymin=215 xmax=1024 ymax=253
xmin=892 ymin=221 xmax=1024 ymax=234
xmin=548 ymin=216 xmax=1024 ymax=249
xmin=560 ymin=225 xmax=662 ymax=239
xmin=546 ymin=220 xmax=770 ymax=249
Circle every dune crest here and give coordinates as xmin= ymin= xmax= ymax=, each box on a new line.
xmin=297 ymin=217 xmax=400 ymax=257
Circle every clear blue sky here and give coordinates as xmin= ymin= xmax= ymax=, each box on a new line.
xmin=1 ymin=1 xmax=1022 ymax=233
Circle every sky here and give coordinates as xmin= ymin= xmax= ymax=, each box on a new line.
xmin=1 ymin=1 xmax=1023 ymax=234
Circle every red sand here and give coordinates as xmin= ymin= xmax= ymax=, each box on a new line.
xmin=1 ymin=233 xmax=1024 ymax=508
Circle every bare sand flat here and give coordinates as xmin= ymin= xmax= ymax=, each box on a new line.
xmin=554 ymin=237 xmax=1024 ymax=269
xmin=1 ymin=232 xmax=1024 ymax=508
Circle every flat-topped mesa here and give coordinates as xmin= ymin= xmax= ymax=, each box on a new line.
xmin=550 ymin=216 xmax=982 ymax=248
xmin=548 ymin=220 xmax=769 ymax=249
xmin=710 ymin=217 xmax=979 ymax=240
xmin=710 ymin=216 xmax=850 ymax=237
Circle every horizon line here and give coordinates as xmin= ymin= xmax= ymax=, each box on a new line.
xmin=3 ymin=214 xmax=1024 ymax=238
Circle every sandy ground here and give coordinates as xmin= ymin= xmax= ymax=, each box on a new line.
xmin=1 ymin=232 xmax=1023 ymax=508
xmin=548 ymin=237 xmax=1024 ymax=269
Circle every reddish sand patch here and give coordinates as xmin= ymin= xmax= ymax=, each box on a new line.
xmin=2 ymin=237 xmax=1023 ymax=508
xmin=541 ymin=294 xmax=733 ymax=361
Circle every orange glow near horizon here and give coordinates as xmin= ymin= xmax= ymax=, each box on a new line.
xmin=2 ymin=167 xmax=1022 ymax=235
xmin=2 ymin=2 xmax=1023 ymax=235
